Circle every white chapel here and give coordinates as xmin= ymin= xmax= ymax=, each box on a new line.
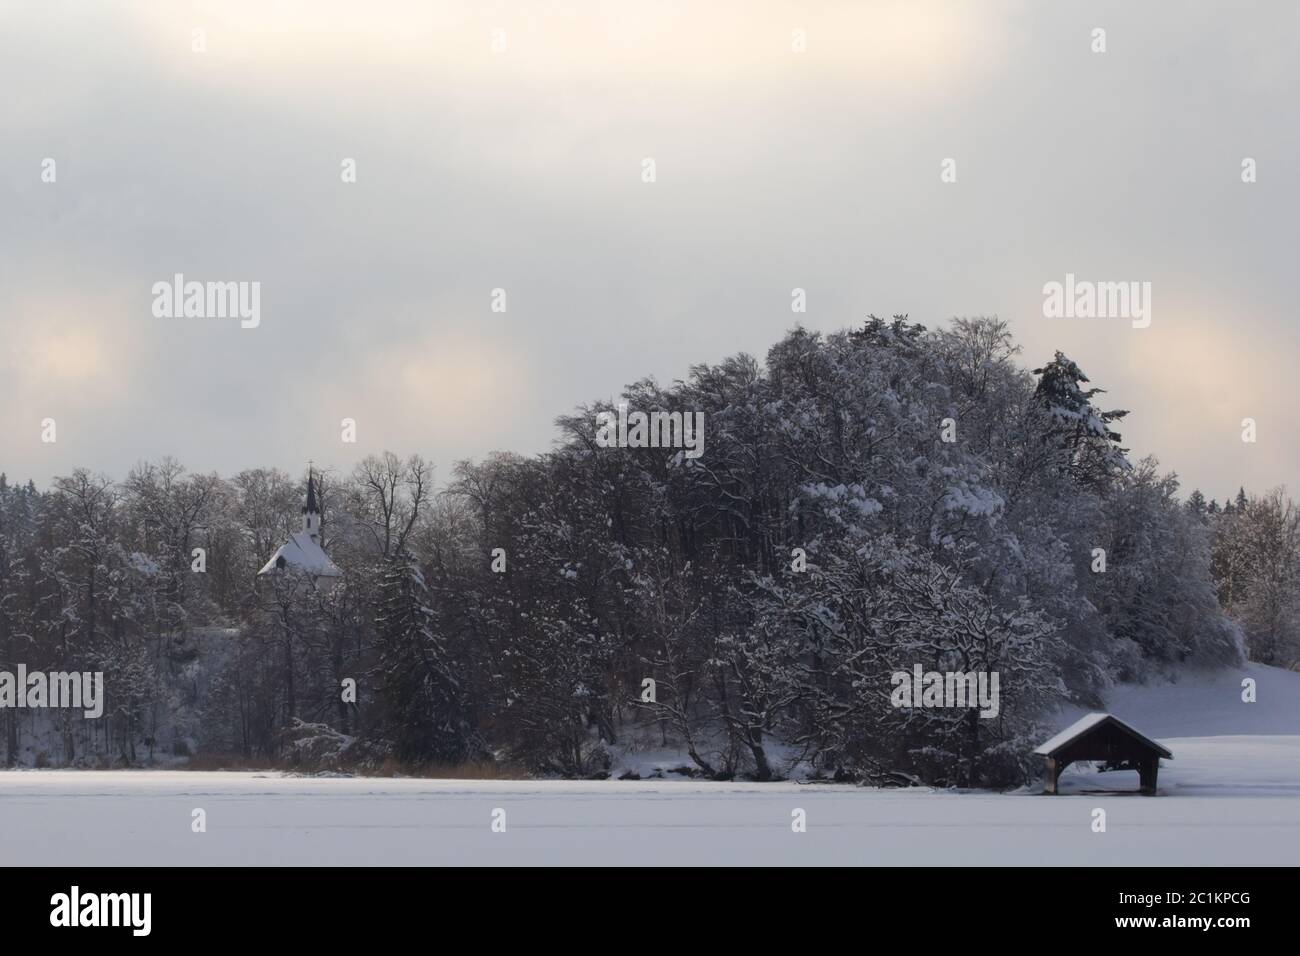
xmin=257 ymin=469 xmax=342 ymax=584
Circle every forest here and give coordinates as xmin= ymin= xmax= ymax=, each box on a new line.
xmin=2 ymin=317 xmax=1296 ymax=785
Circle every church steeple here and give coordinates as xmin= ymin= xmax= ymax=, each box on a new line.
xmin=302 ymin=467 xmax=321 ymax=539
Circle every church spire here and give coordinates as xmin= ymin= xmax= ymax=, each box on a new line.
xmin=302 ymin=466 xmax=321 ymax=538
xmin=304 ymin=466 xmax=319 ymax=515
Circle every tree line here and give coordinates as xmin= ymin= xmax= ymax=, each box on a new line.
xmin=1 ymin=317 xmax=1292 ymax=784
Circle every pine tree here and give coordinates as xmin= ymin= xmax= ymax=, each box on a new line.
xmin=1031 ymin=351 xmax=1129 ymax=486
xmin=373 ymin=551 xmax=478 ymax=764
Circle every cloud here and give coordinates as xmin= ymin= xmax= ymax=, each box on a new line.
xmin=320 ymin=329 xmax=534 ymax=450
xmin=1115 ymin=307 xmax=1300 ymax=497
xmin=2 ymin=291 xmax=130 ymax=402
xmin=2 ymin=0 xmax=1297 ymax=499
xmin=122 ymin=0 xmax=1000 ymax=92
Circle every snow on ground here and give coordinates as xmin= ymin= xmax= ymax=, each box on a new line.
xmin=1053 ymin=662 xmax=1300 ymax=797
xmin=1 ymin=664 xmax=1297 ymax=866
xmin=1 ymin=770 xmax=1297 ymax=866
xmin=1100 ymin=661 xmax=1300 ymax=738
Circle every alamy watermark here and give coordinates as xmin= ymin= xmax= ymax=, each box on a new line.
xmin=152 ymin=273 xmax=261 ymax=328
xmin=0 ymin=666 xmax=104 ymax=719
xmin=50 ymin=886 xmax=151 ymax=936
xmin=1043 ymin=273 xmax=1151 ymax=329
xmin=595 ymin=403 xmax=705 ymax=459
xmin=891 ymin=664 xmax=1000 ymax=718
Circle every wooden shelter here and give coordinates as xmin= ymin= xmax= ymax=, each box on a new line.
xmin=1034 ymin=713 xmax=1172 ymax=795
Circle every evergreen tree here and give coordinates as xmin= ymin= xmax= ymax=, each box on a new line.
xmin=1031 ymin=351 xmax=1129 ymax=487
xmin=373 ymin=551 xmax=478 ymax=764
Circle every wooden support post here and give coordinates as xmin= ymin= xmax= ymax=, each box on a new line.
xmin=1138 ymin=758 xmax=1158 ymax=795
xmin=1043 ymin=757 xmax=1060 ymax=795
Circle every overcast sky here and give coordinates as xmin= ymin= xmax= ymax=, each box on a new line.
xmin=2 ymin=0 xmax=1297 ymax=501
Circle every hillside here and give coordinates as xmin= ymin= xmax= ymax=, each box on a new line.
xmin=1055 ymin=662 xmax=1300 ymax=796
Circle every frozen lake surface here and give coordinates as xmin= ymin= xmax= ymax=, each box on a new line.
xmin=3 ymin=664 xmax=1296 ymax=866
xmin=1 ymin=747 xmax=1297 ymax=866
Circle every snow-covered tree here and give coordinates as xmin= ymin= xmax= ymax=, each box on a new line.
xmin=373 ymin=551 xmax=479 ymax=763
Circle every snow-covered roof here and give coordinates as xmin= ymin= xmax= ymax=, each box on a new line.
xmin=1034 ymin=712 xmax=1172 ymax=758
xmin=257 ymin=531 xmax=342 ymax=578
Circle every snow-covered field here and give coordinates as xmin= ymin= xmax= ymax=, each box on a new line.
xmin=2 ymin=664 xmax=1297 ymax=866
